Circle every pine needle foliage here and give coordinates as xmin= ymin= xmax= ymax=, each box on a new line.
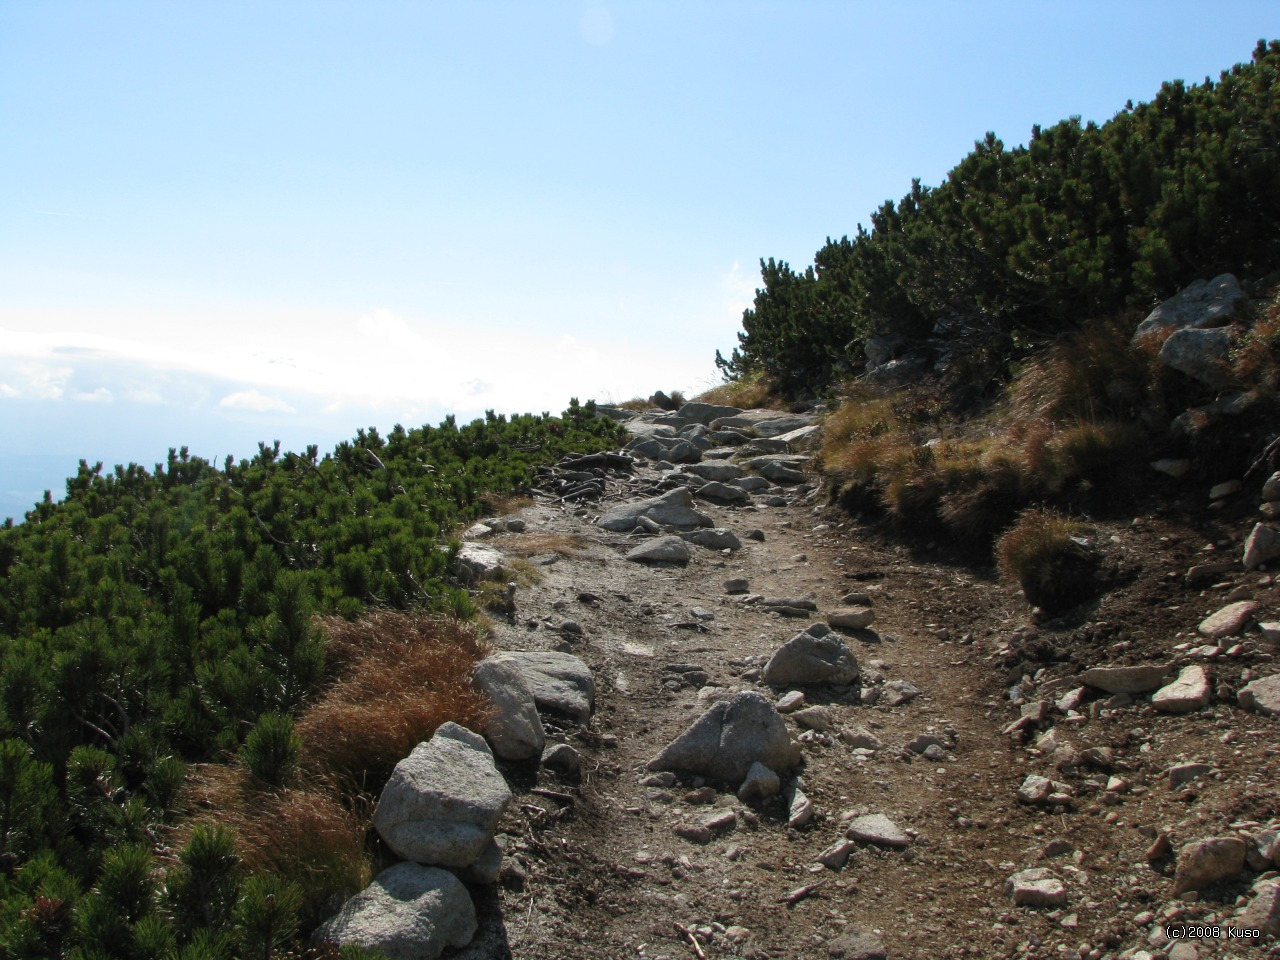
xmin=722 ymin=40 xmax=1280 ymax=397
xmin=0 ymin=403 xmax=620 ymax=954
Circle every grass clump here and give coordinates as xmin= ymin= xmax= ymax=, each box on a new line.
xmin=297 ymin=612 xmax=490 ymax=785
xmin=695 ymin=371 xmax=778 ymax=409
xmin=996 ymin=509 xmax=1099 ymax=613
xmin=819 ymin=314 xmax=1173 ymax=555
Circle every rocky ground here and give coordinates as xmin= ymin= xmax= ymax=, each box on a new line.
xmin=410 ymin=406 xmax=1280 ymax=960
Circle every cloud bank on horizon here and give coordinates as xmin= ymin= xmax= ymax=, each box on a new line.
xmin=0 ymin=257 xmax=752 ymax=436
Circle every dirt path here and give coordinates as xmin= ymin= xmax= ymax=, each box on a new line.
xmin=452 ymin=448 xmax=1280 ymax=960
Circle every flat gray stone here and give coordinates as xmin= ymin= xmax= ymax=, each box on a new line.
xmin=1238 ymin=673 xmax=1280 ymax=716
xmin=677 ymin=401 xmax=743 ymax=425
xmin=316 ymin=863 xmax=476 ymax=960
xmin=488 ymin=651 xmax=594 ymax=723
xmin=745 ymin=455 xmax=810 ymax=485
xmin=1198 ymin=600 xmax=1258 ymax=638
xmin=472 ymin=658 xmax=545 ymax=760
xmin=752 ymin=416 xmax=815 ymax=438
xmin=828 ymin=606 xmax=875 ymax=631
xmin=774 ymin=424 xmax=822 ymax=450
xmin=597 ymin=487 xmax=713 ymax=532
xmin=694 ymin=481 xmax=751 ymax=505
xmin=1151 ymin=665 xmax=1211 ymax=713
xmin=847 ymin=813 xmax=909 ymax=849
xmin=763 ymin=627 xmax=859 ymax=686
xmin=624 ymin=435 xmax=703 ymax=463
xmin=373 ymin=724 xmax=511 ymax=868
xmin=648 ymin=691 xmax=801 ymax=783
xmin=732 ymin=475 xmax=772 ymax=493
xmin=1077 ymin=663 xmax=1174 ymax=694
xmin=683 ymin=461 xmax=746 ymax=482
xmin=626 ymin=535 xmax=691 ymax=565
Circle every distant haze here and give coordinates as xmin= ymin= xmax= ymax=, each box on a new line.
xmin=2 ymin=2 xmax=1275 ymax=520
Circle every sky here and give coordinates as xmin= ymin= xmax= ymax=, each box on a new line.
xmin=1 ymin=2 xmax=1277 ymax=521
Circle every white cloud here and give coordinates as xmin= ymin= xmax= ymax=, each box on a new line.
xmin=0 ymin=299 xmax=727 ymax=425
xmin=2 ymin=362 xmax=73 ymax=400
xmin=72 ymin=387 xmax=113 ymax=403
xmin=219 ymin=389 xmax=296 ymax=413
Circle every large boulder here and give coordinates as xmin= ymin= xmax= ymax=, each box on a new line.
xmin=315 ymin=863 xmax=476 ymax=960
xmin=1133 ymin=273 xmax=1246 ymax=340
xmin=647 ymin=691 xmax=802 ymax=784
xmin=677 ymin=401 xmax=743 ymax=425
xmin=752 ymin=416 xmax=815 ymax=438
xmin=1173 ymin=836 xmax=1247 ymax=894
xmin=626 ymin=535 xmax=691 ymax=565
xmin=471 ymin=658 xmax=545 ymax=761
xmin=680 ymin=528 xmax=743 ymax=551
xmin=597 ymin=487 xmax=713 ymax=532
xmin=694 ymin=481 xmax=751 ymax=506
xmin=1158 ymin=327 xmax=1233 ymax=387
xmin=487 ymin=651 xmax=594 ymax=723
xmin=624 ymin=435 xmax=703 ymax=464
xmin=373 ymin=724 xmax=511 ymax=868
xmin=745 ymin=455 xmax=810 ymax=485
xmin=774 ymin=424 xmax=822 ymax=450
xmin=683 ymin=461 xmax=746 ymax=482
xmin=455 ymin=544 xmax=507 ymax=584
xmin=763 ymin=625 xmax=859 ymax=687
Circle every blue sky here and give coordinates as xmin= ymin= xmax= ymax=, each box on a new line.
xmin=1 ymin=2 xmax=1276 ymax=520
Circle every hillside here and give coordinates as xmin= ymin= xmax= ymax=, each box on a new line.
xmin=2 ymin=38 xmax=1280 ymax=960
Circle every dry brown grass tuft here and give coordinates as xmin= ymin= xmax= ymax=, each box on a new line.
xmin=475 ymin=493 xmax=533 ymax=517
xmin=498 ymin=532 xmax=587 ymax=559
xmin=616 ymin=397 xmax=655 ymax=411
xmin=996 ymin=509 xmax=1099 ymax=613
xmin=299 ymin=613 xmax=491 ymax=786
xmin=1234 ymin=290 xmax=1280 ymax=388
xmin=174 ymin=765 xmax=371 ymax=928
xmin=1008 ymin=315 xmax=1152 ymax=426
xmin=694 ymin=372 xmax=777 ymax=409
